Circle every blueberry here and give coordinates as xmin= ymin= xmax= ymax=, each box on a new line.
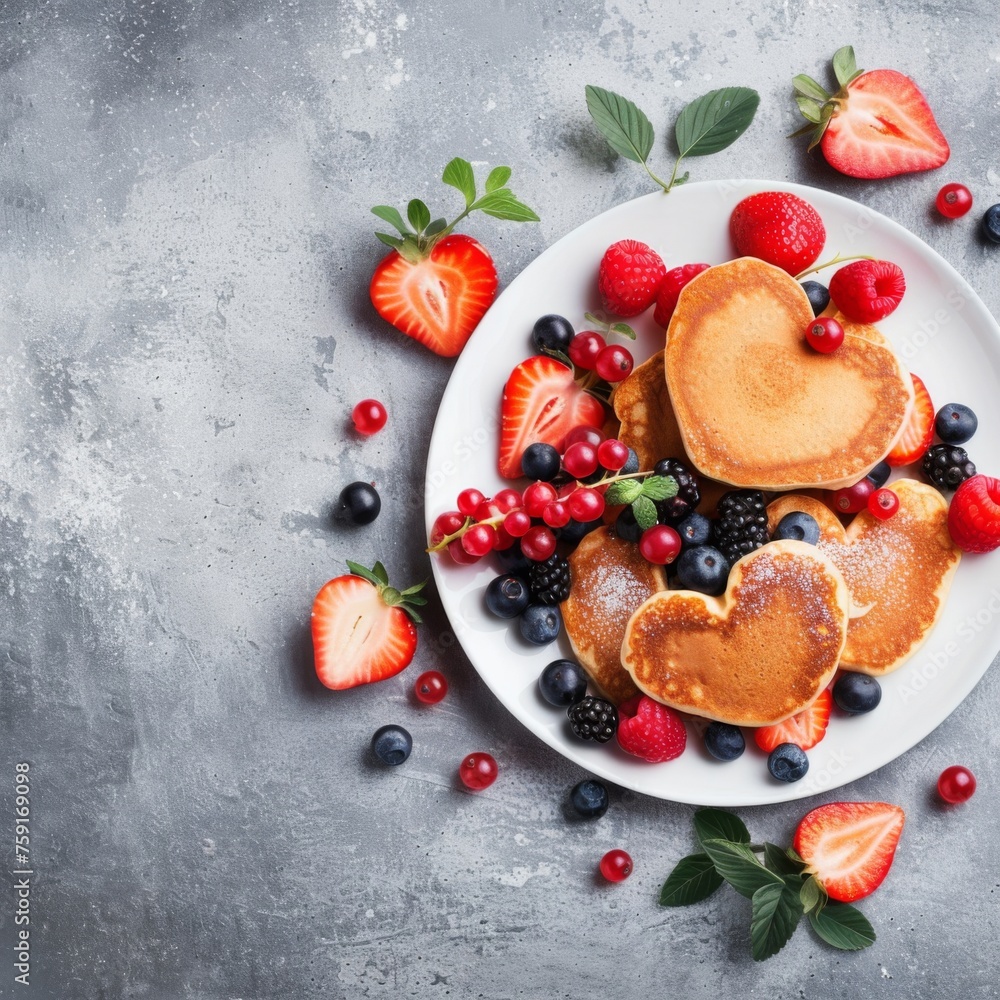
xmin=557 ymin=518 xmax=603 ymax=544
xmin=569 ymin=779 xmax=609 ymax=819
xmin=539 ymin=659 xmax=588 ymax=706
xmin=982 ymin=204 xmax=1000 ymax=244
xmin=767 ymin=743 xmax=809 ymax=782
xmin=521 ymin=442 xmax=561 ymax=482
xmin=801 ymin=280 xmax=831 ymax=317
xmin=371 ymin=724 xmax=412 ymax=766
xmin=833 ymin=672 xmax=882 ymax=715
xmin=621 ymin=448 xmax=640 ymax=476
xmin=496 ymin=542 xmax=532 ymax=578
xmin=704 ymin=722 xmax=745 ymax=761
xmin=532 ymin=314 xmax=575 ymax=354
xmin=614 ymin=506 xmax=642 ymax=542
xmin=676 ymin=512 xmax=712 ymax=549
xmin=866 ymin=460 xmax=892 ymax=489
xmin=934 ymin=403 xmax=978 ymax=445
xmin=485 ymin=574 xmax=530 ymax=619
xmin=520 ymin=603 xmax=562 ymax=645
xmin=336 ymin=481 xmax=381 ymax=525
xmin=676 ymin=545 xmax=730 ymax=596
xmin=773 ymin=511 xmax=820 ymax=546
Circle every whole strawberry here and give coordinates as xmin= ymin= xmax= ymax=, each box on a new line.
xmin=948 ymin=474 xmax=1000 ymax=553
xmin=653 ymin=262 xmax=711 ymax=328
xmin=616 ymin=694 xmax=687 ymax=763
xmin=829 ymin=259 xmax=906 ymax=323
xmin=598 ymin=239 xmax=666 ymax=317
xmin=729 ymin=191 xmax=826 ymax=275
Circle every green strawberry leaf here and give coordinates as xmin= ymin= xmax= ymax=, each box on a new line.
xmin=585 ymin=84 xmax=655 ymax=165
xmin=808 ymin=902 xmax=876 ymax=951
xmin=442 ymin=157 xmax=477 ymax=207
xmin=795 ymin=96 xmax=823 ymax=124
xmin=346 ymin=560 xmax=384 ymax=587
xmin=750 ymin=882 xmax=803 ymax=961
xmin=605 ymin=479 xmax=644 ymax=506
xmin=694 ymin=808 xmax=751 ymax=846
xmin=799 ymin=874 xmax=827 ymax=914
xmin=632 ymin=495 xmax=658 ymax=531
xmin=372 ymin=561 xmax=390 ymax=585
xmin=700 ymin=839 xmax=784 ymax=899
xmin=675 ymin=86 xmax=760 ymax=158
xmin=659 ymin=853 xmax=724 ymax=907
xmin=425 ymin=218 xmax=448 ymax=238
xmin=792 ymin=74 xmax=830 ymax=102
xmin=485 ymin=165 xmax=512 ymax=192
xmin=371 ymin=204 xmax=410 ymax=234
xmin=640 ymin=475 xmax=678 ymax=502
xmin=375 ymin=231 xmax=405 ymax=251
xmin=407 ymin=198 xmax=431 ymax=232
xmin=473 ymin=190 xmax=540 ymax=222
xmin=763 ymin=841 xmax=808 ymax=878
xmin=611 ymin=322 xmax=637 ymax=340
xmin=832 ymin=45 xmax=862 ymax=88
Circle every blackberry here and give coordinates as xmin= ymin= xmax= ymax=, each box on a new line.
xmin=567 ymin=696 xmax=618 ymax=743
xmin=922 ymin=444 xmax=976 ymax=491
xmin=712 ymin=490 xmax=769 ymax=565
xmin=653 ymin=457 xmax=701 ymax=522
xmin=528 ymin=554 xmax=571 ymax=605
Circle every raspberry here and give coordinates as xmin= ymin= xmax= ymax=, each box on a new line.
xmin=729 ymin=192 xmax=826 ymax=274
xmin=616 ymin=695 xmax=687 ymax=762
xmin=652 ymin=262 xmax=710 ymax=327
xmin=597 ymin=239 xmax=666 ymax=318
xmin=947 ymin=474 xmax=1000 ymax=553
xmin=829 ymin=259 xmax=906 ymax=323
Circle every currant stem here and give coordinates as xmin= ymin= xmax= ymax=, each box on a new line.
xmin=795 ymin=252 xmax=876 ymax=281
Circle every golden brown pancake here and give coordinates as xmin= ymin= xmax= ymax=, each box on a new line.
xmin=664 ymin=258 xmax=914 ymax=491
xmin=621 ymin=540 xmax=849 ymax=725
xmin=766 ymin=480 xmax=961 ymax=675
xmin=562 ymin=527 xmax=666 ymax=704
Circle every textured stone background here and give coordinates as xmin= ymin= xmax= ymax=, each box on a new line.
xmin=2 ymin=1 xmax=999 ymax=997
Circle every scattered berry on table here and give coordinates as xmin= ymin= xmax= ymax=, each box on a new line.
xmin=805 ymin=316 xmax=844 ymax=353
xmin=520 ymin=525 xmax=558 ymax=562
xmin=831 ymin=478 xmax=874 ymax=514
xmin=767 ymin=743 xmax=810 ymax=782
xmin=887 ymin=373 xmax=935 ymax=466
xmin=653 ymin=457 xmax=700 ymax=522
xmin=520 ymin=603 xmax=562 ymax=645
xmin=829 ymin=259 xmax=906 ymax=323
xmin=922 ymin=443 xmax=976 ymax=491
xmin=755 ymin=689 xmax=831 ymax=753
xmin=485 ymin=574 xmax=531 ymax=619
xmin=521 ymin=442 xmax=561 ymax=482
xmin=935 ymin=183 xmax=973 ymax=219
xmin=867 ymin=487 xmax=900 ymax=520
xmin=563 ymin=441 xmax=600 ymax=479
xmin=713 ymin=490 xmax=769 ymax=565
xmin=597 ymin=438 xmax=630 ymax=472
xmin=538 ymin=659 xmax=589 ymax=707
xmin=371 ymin=725 xmax=413 ymax=766
xmin=616 ymin=695 xmax=687 ymax=762
xmin=595 ymin=343 xmax=635 ymax=383
xmin=614 ymin=506 xmax=643 ymax=543
xmin=352 ymin=398 xmax=388 ymax=435
xmin=459 ymin=752 xmax=498 ymax=791
xmin=947 ymin=474 xmax=1000 ymax=553
xmin=336 ymin=482 xmax=381 ymax=525
xmin=800 ymin=279 xmax=831 ymax=317
xmin=532 ymin=313 xmax=575 ymax=354
xmin=866 ymin=460 xmax=892 ymax=488
xmin=570 ymin=779 xmax=610 ymax=819
xmin=729 ymin=191 xmax=826 ymax=274
xmin=833 ymin=672 xmax=882 ymax=714
xmin=567 ymin=696 xmax=619 ymax=743
xmin=639 ymin=525 xmax=682 ymax=565
xmin=982 ymin=204 xmax=1000 ymax=244
xmin=599 ymin=849 xmax=634 ymax=883
xmin=676 ymin=512 xmax=712 ymax=549
xmin=568 ymin=330 xmax=606 ymax=370
xmin=414 ymin=671 xmax=448 ymax=705
xmin=676 ymin=545 xmax=730 ymax=596
xmin=704 ymin=722 xmax=746 ymax=762
xmin=937 ymin=765 xmax=976 ymax=804
xmin=653 ymin=262 xmax=711 ymax=327
xmin=934 ymin=403 xmax=978 ymax=445
xmin=528 ymin=554 xmax=572 ymax=605
xmin=598 ymin=239 xmax=667 ymax=317
xmin=774 ymin=511 xmax=821 ymax=545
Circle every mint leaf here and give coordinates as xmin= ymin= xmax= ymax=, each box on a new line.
xmin=659 ymin=853 xmax=724 ymax=907
xmin=371 ymin=205 xmax=410 ymax=234
xmin=640 ymin=475 xmax=678 ymax=502
xmin=675 ymin=86 xmax=760 ymax=158
xmin=407 ymin=198 xmax=431 ymax=232
xmin=605 ymin=479 xmax=643 ymax=506
xmin=442 ymin=157 xmax=476 ymax=206
xmin=832 ymin=45 xmax=861 ymax=88
xmin=585 ymin=84 xmax=655 ymax=164
xmin=474 ymin=190 xmax=540 ymax=222
xmin=808 ymin=902 xmax=876 ymax=951
xmin=799 ymin=874 xmax=826 ymax=914
xmin=763 ymin=842 xmax=808 ymax=878
xmin=750 ymin=883 xmax=802 ymax=961
xmin=701 ymin=839 xmax=784 ymax=899
xmin=632 ymin=495 xmax=657 ymax=531
xmin=694 ymin=809 xmax=751 ymax=846
xmin=485 ymin=165 xmax=512 ymax=192
xmin=792 ymin=74 xmax=830 ymax=102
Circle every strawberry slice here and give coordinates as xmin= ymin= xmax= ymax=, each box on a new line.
xmin=370 ymin=234 xmax=498 ymax=358
xmin=311 ymin=561 xmax=426 ymax=690
xmin=886 ymin=372 xmax=934 ymax=467
xmin=754 ymin=688 xmax=832 ymax=753
xmin=498 ymin=355 xmax=606 ymax=479
xmin=794 ymin=801 xmax=905 ymax=902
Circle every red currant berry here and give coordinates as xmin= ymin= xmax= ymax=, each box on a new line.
xmin=935 ymin=183 xmax=973 ymax=220
xmin=447 ymin=538 xmax=480 ymax=565
xmin=595 ymin=344 xmax=634 ymax=383
xmin=567 ymin=487 xmax=606 ymax=522
xmin=563 ymin=442 xmax=599 ymax=479
xmin=938 ymin=765 xmax=976 ymax=804
xmin=599 ymin=849 xmax=633 ymax=883
xmin=568 ymin=331 xmax=606 ymax=370
xmin=457 ymin=488 xmax=486 ymax=517
xmin=868 ymin=487 xmax=899 ymax=521
xmin=638 ymin=525 xmax=682 ymax=565
xmin=473 ymin=498 xmax=498 ymax=522
xmin=503 ymin=510 xmax=532 ymax=537
xmin=492 ymin=524 xmax=516 ymax=550
xmin=565 ymin=424 xmax=604 ymax=448
xmin=414 ymin=670 xmax=448 ymax=704
xmin=831 ymin=478 xmax=874 ymax=514
xmin=597 ymin=438 xmax=630 ymax=471
xmin=430 ymin=510 xmax=465 ymax=546
xmin=352 ymin=398 xmax=388 ymax=435
xmin=459 ymin=752 xmax=498 ymax=791
xmin=461 ymin=523 xmax=496 ymax=557
xmin=493 ymin=488 xmax=522 ymax=514
xmin=805 ymin=316 xmax=845 ymax=353
xmin=542 ymin=500 xmax=571 ymax=528
xmin=520 ymin=525 xmax=557 ymax=562
xmin=522 ymin=481 xmax=558 ymax=518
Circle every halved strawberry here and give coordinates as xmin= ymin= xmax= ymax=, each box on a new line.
xmin=754 ymin=688 xmax=832 ymax=753
xmin=311 ymin=561 xmax=426 ymax=690
xmin=498 ymin=355 xmax=606 ymax=479
xmin=792 ymin=47 xmax=949 ymax=179
xmin=370 ymin=234 xmax=498 ymax=358
xmin=794 ymin=801 xmax=905 ymax=902
xmin=886 ymin=373 xmax=934 ymax=467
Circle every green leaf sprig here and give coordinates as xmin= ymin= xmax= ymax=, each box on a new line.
xmin=372 ymin=158 xmax=539 ymax=263
xmin=659 ymin=808 xmax=876 ymax=961
xmin=604 ymin=474 xmax=678 ymax=531
xmin=345 ymin=560 xmax=427 ymax=623
xmin=789 ymin=45 xmax=864 ymax=150
xmin=585 ymin=84 xmax=760 ymax=194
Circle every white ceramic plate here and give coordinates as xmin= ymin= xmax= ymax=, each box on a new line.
xmin=424 ymin=179 xmax=1000 ymax=806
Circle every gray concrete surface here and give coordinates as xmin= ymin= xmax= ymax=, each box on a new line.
xmin=2 ymin=1 xmax=999 ymax=997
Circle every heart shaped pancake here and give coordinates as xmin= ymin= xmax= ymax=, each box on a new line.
xmin=665 ymin=258 xmax=914 ymax=491
xmin=767 ymin=479 xmax=961 ymax=675
xmin=621 ymin=540 xmax=849 ymax=726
